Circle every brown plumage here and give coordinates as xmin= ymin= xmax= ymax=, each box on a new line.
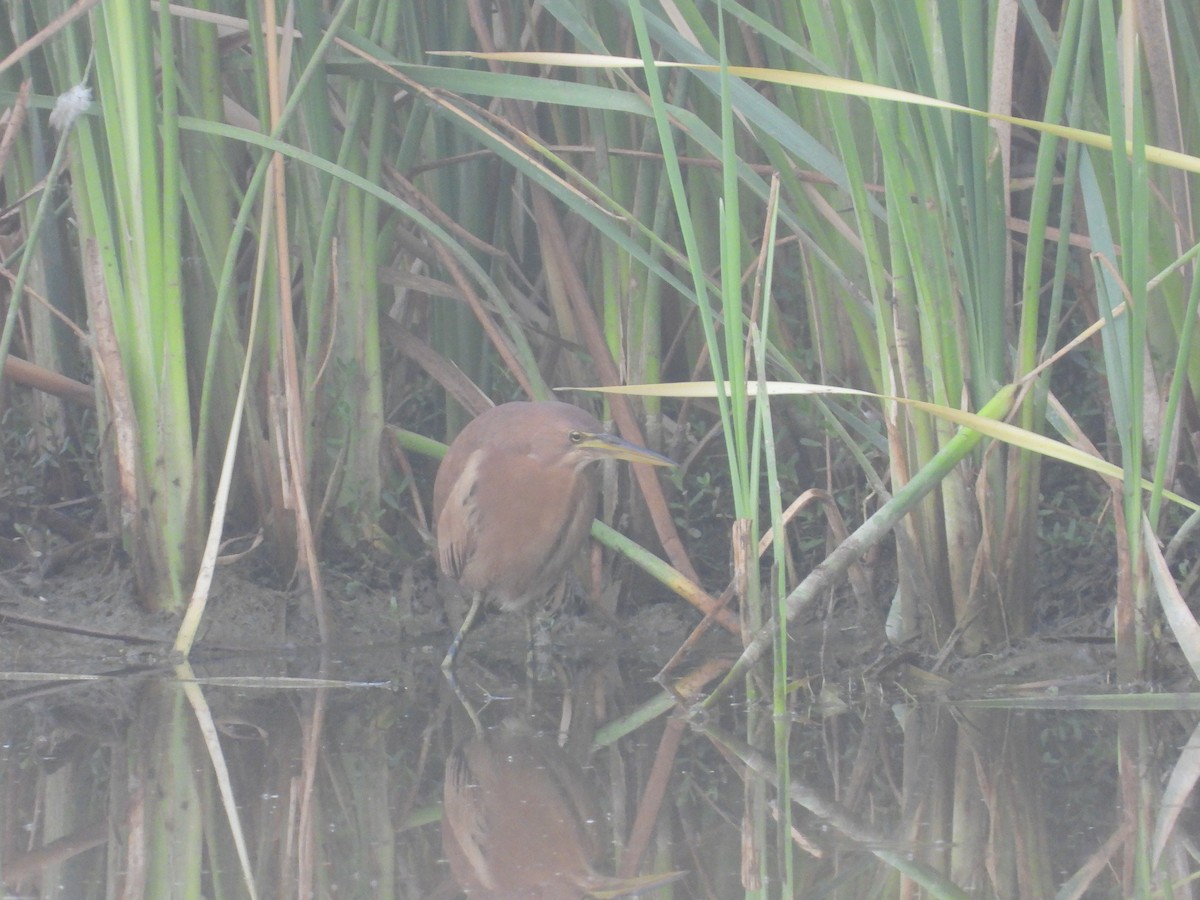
xmin=433 ymin=401 xmax=674 ymax=668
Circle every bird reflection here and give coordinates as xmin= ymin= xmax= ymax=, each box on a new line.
xmin=433 ymin=401 xmax=675 ymax=669
xmin=441 ymin=719 xmax=678 ymax=899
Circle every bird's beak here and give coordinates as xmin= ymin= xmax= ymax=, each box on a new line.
xmin=580 ymin=432 xmax=677 ymax=467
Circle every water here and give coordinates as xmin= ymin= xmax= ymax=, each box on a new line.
xmin=0 ymin=612 xmax=1187 ymax=898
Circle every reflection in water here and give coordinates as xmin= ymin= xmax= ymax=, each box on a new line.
xmin=0 ymin=642 xmax=1189 ymax=898
xmin=442 ymin=717 xmax=677 ymax=899
xmin=439 ymin=658 xmax=686 ymax=899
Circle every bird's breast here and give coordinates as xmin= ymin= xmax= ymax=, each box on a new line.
xmin=436 ymin=451 xmax=599 ymax=608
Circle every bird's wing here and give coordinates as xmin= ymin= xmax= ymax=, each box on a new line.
xmin=436 ymin=449 xmax=483 ymax=581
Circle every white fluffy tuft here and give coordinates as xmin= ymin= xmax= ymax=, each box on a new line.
xmin=49 ymin=83 xmax=92 ymax=131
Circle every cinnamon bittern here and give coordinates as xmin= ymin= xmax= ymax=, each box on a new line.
xmin=433 ymin=401 xmax=674 ymax=669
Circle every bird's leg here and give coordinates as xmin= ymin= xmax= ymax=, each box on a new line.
xmin=444 ymin=663 xmax=484 ymax=734
xmin=442 ymin=591 xmax=484 ymax=670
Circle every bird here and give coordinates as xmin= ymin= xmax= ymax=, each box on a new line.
xmin=432 ymin=400 xmax=675 ymax=669
xmin=441 ymin=719 xmax=684 ymax=898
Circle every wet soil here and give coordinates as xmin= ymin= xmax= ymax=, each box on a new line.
xmin=0 ymin=553 xmax=714 ymax=679
xmin=0 ymin=544 xmax=1142 ymax=702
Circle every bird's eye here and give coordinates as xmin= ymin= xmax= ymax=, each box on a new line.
xmin=568 ymin=430 xmax=584 ymax=443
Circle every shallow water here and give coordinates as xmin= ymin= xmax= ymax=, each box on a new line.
xmin=0 ymin=609 xmax=1192 ymax=899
